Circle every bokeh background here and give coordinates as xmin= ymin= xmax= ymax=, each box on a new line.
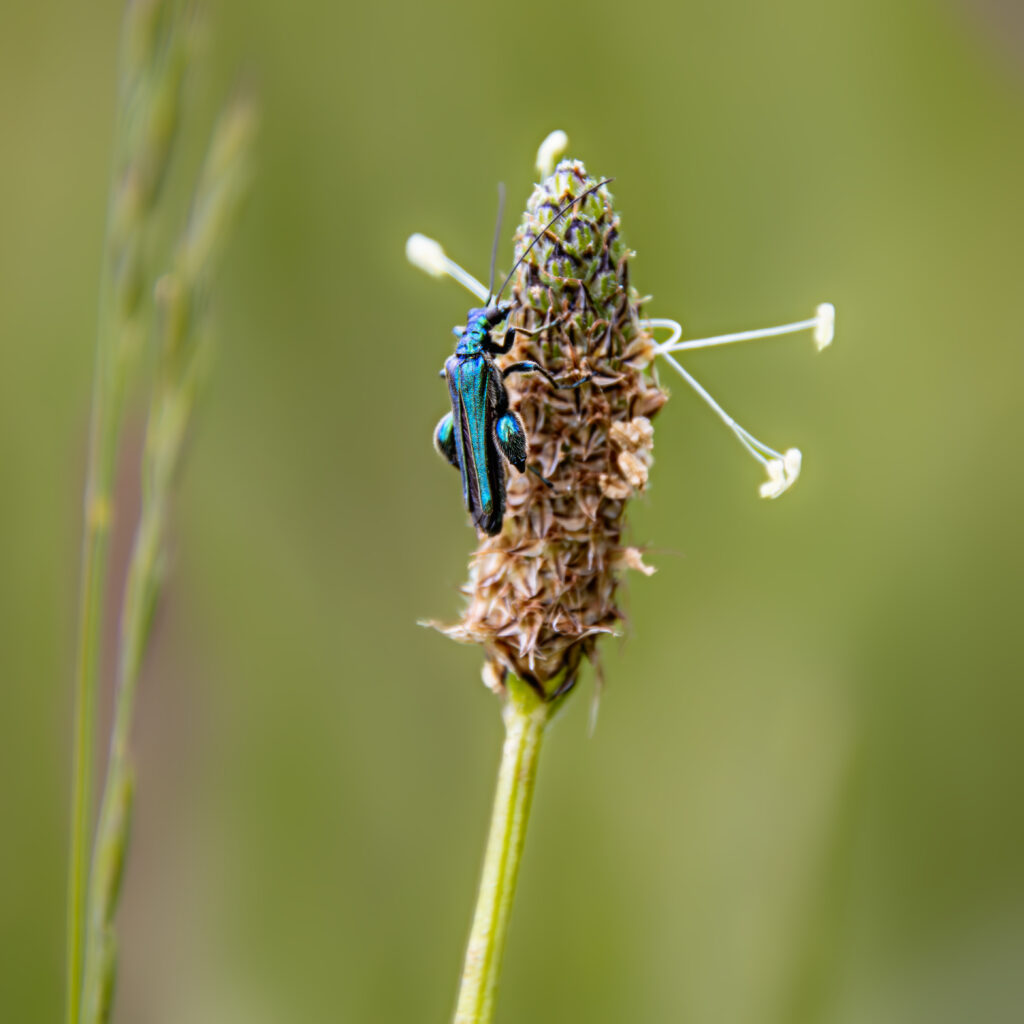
xmin=3 ymin=0 xmax=1023 ymax=1021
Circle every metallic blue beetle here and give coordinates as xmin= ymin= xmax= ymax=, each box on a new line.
xmin=432 ymin=180 xmax=610 ymax=535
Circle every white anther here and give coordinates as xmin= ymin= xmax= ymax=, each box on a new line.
xmin=406 ymin=233 xmax=448 ymax=278
xmin=406 ymin=233 xmax=489 ymax=301
xmin=760 ymin=459 xmax=787 ymax=499
xmin=536 ymin=130 xmax=569 ymax=179
xmin=759 ymin=448 xmax=802 ymax=499
xmin=814 ymin=302 xmax=835 ymax=351
xmin=645 ymin=305 xmax=836 ymax=356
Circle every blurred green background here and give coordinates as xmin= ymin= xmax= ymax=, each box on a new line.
xmin=3 ymin=0 xmax=1023 ymax=1021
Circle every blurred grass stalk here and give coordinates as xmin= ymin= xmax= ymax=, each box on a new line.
xmin=67 ymin=4 xmax=188 ymax=1019
xmin=66 ymin=2 xmax=256 ymax=1022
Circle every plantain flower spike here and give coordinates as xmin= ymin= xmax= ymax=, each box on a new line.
xmin=429 ymin=162 xmax=666 ymax=698
xmin=407 ymin=133 xmax=834 ymax=699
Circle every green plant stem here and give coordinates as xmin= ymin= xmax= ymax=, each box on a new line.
xmin=80 ymin=501 xmax=160 ymax=1024
xmin=454 ymin=679 xmax=551 ymax=1024
xmin=67 ymin=347 xmax=121 ymax=1024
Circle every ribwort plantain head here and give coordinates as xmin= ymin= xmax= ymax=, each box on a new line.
xmin=437 ymin=161 xmax=667 ymax=700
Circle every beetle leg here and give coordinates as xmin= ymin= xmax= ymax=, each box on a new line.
xmin=485 ymin=325 xmax=516 ymax=355
xmin=501 ymin=360 xmax=592 ymax=390
xmin=512 ymin=314 xmax=564 ymax=337
xmin=485 ymin=316 xmax=565 ymax=356
xmin=527 ymin=465 xmax=555 ymax=490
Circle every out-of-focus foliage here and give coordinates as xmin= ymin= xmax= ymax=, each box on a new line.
xmin=1 ymin=0 xmax=1022 ymax=1021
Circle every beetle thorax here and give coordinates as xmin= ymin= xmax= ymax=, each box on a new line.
xmin=456 ymin=305 xmax=509 ymax=356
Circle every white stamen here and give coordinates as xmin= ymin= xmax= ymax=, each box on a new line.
xmin=640 ymin=312 xmax=830 ymax=497
xmin=406 ymin=233 xmax=489 ymax=302
xmin=656 ymin=345 xmax=802 ymax=499
xmin=644 ymin=305 xmax=836 ymax=356
xmin=642 ymin=317 xmax=682 ymax=349
xmin=536 ymin=130 xmax=569 ymax=179
xmin=814 ymin=302 xmax=835 ymax=350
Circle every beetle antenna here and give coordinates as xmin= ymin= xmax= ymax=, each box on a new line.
xmin=485 ymin=183 xmax=506 ymax=306
xmin=492 ymin=178 xmax=614 ymax=303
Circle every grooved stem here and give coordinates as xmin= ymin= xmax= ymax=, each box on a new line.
xmin=454 ymin=680 xmax=550 ymax=1024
